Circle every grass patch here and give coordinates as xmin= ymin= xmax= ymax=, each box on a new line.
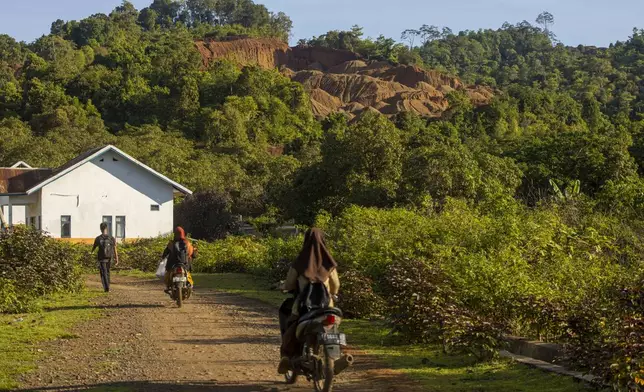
xmin=342 ymin=319 xmax=592 ymax=392
xmin=113 ymin=269 xmax=156 ymax=279
xmin=194 ymin=273 xmax=284 ymax=306
xmin=0 ymin=288 xmax=104 ymax=391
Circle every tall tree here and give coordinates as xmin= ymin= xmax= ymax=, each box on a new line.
xmin=419 ymin=24 xmax=441 ymax=45
xmin=401 ymin=29 xmax=421 ymax=49
xmin=536 ymin=11 xmax=554 ymax=34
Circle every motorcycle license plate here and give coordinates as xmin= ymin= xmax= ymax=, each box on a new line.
xmin=173 ymin=277 xmax=187 ymax=282
xmin=319 ymin=333 xmax=346 ymax=346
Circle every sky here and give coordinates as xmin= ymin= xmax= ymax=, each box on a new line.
xmin=1 ymin=0 xmax=643 ymax=47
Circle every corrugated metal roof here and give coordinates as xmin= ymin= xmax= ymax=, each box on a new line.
xmin=0 ymin=168 xmax=53 ymax=194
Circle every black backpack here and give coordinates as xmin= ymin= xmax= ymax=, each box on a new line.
xmin=98 ymin=235 xmax=114 ymax=260
xmin=299 ymin=281 xmax=331 ymax=314
xmin=169 ymin=240 xmax=188 ymax=266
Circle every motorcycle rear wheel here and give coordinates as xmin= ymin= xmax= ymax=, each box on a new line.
xmin=176 ymin=286 xmax=183 ymax=308
xmin=314 ymin=350 xmax=335 ymax=392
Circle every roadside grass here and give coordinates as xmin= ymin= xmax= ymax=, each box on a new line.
xmin=0 ymin=288 xmax=104 ymax=391
xmin=342 ymin=319 xmax=592 ymax=392
xmin=182 ymin=271 xmax=593 ymax=392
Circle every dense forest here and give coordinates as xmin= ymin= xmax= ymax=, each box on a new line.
xmin=2 ymin=1 xmax=644 ymax=388
xmin=3 ymin=2 xmax=644 ymax=224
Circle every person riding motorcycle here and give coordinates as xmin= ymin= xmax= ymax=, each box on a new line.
xmin=162 ymin=226 xmax=195 ymax=294
xmin=278 ymin=228 xmax=340 ymax=374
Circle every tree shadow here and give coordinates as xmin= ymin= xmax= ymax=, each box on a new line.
xmin=44 ymin=304 xmax=164 ymax=311
xmin=17 ymin=380 xmax=277 ymax=392
xmin=167 ymin=335 xmax=280 ymax=345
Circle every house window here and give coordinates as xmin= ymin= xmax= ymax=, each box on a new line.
xmin=61 ymin=216 xmax=71 ymax=238
xmin=115 ymin=216 xmax=126 ymax=239
xmin=151 ymin=205 xmax=160 ymax=211
xmin=102 ymin=216 xmax=113 ymax=236
xmin=29 ymin=217 xmax=36 ymax=229
xmin=37 ymin=216 xmax=41 ymax=231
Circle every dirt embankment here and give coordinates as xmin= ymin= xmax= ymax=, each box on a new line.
xmin=196 ymin=37 xmax=494 ymax=119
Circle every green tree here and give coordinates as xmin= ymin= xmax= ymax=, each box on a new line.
xmin=535 ymin=11 xmax=555 ymax=35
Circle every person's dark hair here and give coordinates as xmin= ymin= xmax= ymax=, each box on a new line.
xmin=100 ymin=222 xmax=108 ymax=232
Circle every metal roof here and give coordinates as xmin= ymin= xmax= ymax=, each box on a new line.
xmin=0 ymin=168 xmax=53 ymax=194
xmin=1 ymin=145 xmax=192 ymax=196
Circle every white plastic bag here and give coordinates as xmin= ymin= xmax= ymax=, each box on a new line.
xmin=155 ymin=257 xmax=167 ymax=280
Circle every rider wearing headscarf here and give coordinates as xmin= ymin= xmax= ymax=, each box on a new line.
xmin=283 ymin=228 xmax=340 ymax=309
xmin=278 ymin=228 xmax=340 ymax=374
xmin=162 ymin=226 xmax=195 ymax=291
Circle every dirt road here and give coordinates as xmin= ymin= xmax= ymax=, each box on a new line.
xmin=19 ymin=276 xmax=420 ymax=392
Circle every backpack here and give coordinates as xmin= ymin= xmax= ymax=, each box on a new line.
xmin=98 ymin=235 xmax=114 ymax=260
xmin=298 ymin=281 xmax=331 ymax=315
xmin=168 ymin=240 xmax=188 ymax=267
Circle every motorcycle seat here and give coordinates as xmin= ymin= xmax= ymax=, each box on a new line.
xmin=298 ymin=307 xmax=343 ymax=324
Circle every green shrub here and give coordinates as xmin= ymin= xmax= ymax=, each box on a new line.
xmin=174 ymin=191 xmax=240 ymax=241
xmin=337 ymin=269 xmax=385 ymax=319
xmin=0 ymin=226 xmax=82 ymax=313
xmin=562 ymin=279 xmax=644 ymax=391
xmin=265 ymin=235 xmax=303 ymax=283
xmin=384 ymin=258 xmax=506 ymax=360
xmin=317 ymin=205 xmax=438 ymax=276
xmin=192 ymin=236 xmax=268 ymax=273
xmin=115 ymin=234 xmax=301 ymax=276
xmin=384 ymin=258 xmax=459 ymax=343
xmin=118 ymin=237 xmax=169 ymax=272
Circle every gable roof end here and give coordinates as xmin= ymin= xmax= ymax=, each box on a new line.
xmin=25 ymin=145 xmax=192 ymax=196
xmin=10 ymin=161 xmax=33 ymax=169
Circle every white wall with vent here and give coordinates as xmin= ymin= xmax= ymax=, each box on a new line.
xmin=40 ymin=150 xmax=175 ymax=240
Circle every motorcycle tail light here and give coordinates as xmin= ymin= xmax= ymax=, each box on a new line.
xmin=322 ymin=315 xmax=336 ymax=326
xmin=176 ymin=267 xmax=183 ymax=274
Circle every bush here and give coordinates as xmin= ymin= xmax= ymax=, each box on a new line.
xmin=336 ymin=269 xmax=385 ymax=319
xmin=0 ymin=226 xmax=82 ymax=313
xmin=313 ymin=202 xmax=642 ymax=372
xmin=118 ymin=237 xmax=170 ymax=272
xmin=192 ymin=236 xmax=268 ymax=273
xmin=114 ymin=234 xmax=302 ymax=276
xmin=562 ymin=280 xmax=644 ymax=391
xmin=384 ymin=258 xmax=460 ymax=343
xmin=265 ymin=235 xmax=303 ymax=283
xmin=384 ymin=258 xmax=506 ymax=360
xmin=175 ymin=190 xmax=241 ymax=241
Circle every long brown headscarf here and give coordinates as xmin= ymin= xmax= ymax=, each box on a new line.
xmin=292 ymin=228 xmax=338 ymax=282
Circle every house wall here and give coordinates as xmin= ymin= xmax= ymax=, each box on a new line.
xmin=1 ymin=205 xmax=26 ymax=225
xmin=1 ymin=194 xmax=38 ymax=226
xmin=26 ymin=191 xmax=42 ymax=229
xmin=40 ymin=151 xmax=175 ymax=240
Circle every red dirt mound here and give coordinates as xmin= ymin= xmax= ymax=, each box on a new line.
xmin=196 ymin=37 xmax=494 ymax=118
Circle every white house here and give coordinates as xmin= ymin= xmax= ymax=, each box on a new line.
xmin=0 ymin=145 xmax=192 ymax=242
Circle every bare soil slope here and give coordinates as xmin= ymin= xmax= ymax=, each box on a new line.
xmin=196 ymin=37 xmax=493 ymax=119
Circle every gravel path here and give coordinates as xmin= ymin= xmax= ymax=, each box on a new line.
xmin=18 ymin=275 xmax=421 ymax=392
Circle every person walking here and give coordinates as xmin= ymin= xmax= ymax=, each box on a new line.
xmin=91 ymin=222 xmax=119 ymax=292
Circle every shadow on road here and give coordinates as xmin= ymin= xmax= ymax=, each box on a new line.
xmin=18 ymin=381 xmax=277 ymax=392
xmin=168 ymin=335 xmax=280 ymax=345
xmin=44 ymin=304 xmax=164 ymax=311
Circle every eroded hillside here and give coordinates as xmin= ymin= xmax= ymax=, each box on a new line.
xmin=195 ymin=37 xmax=493 ymax=119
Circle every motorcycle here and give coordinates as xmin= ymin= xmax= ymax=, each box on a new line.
xmin=283 ymin=295 xmax=354 ymax=392
xmin=169 ymin=263 xmax=191 ymax=307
